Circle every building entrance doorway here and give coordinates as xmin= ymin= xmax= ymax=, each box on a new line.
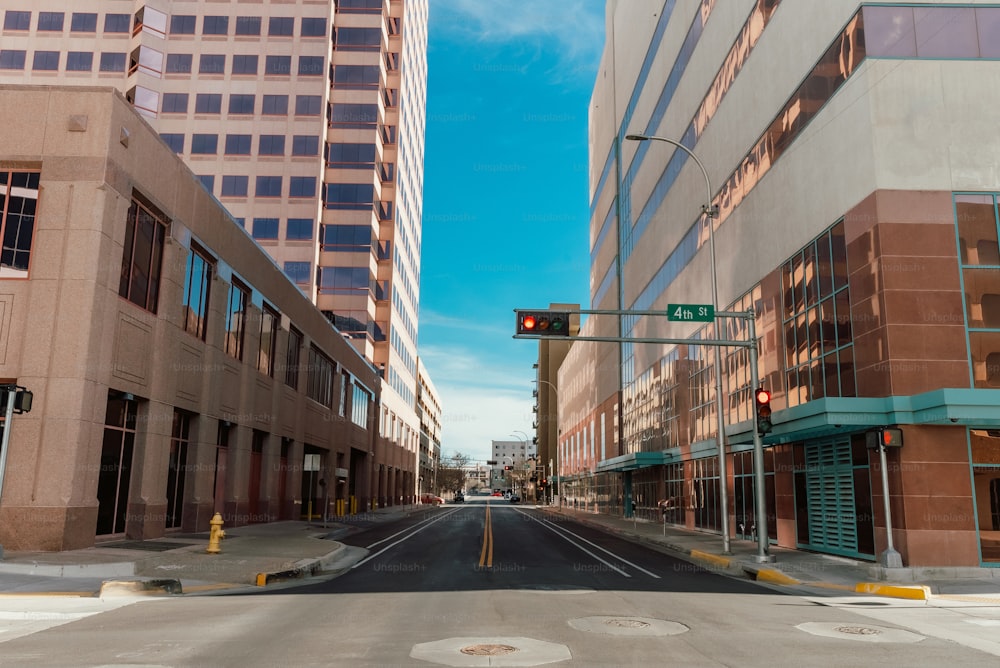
xmin=96 ymin=393 xmax=137 ymax=536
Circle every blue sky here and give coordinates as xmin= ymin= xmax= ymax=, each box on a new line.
xmin=418 ymin=1 xmax=606 ymax=465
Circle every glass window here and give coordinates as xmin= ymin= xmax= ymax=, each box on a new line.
xmin=118 ymin=196 xmax=167 ymax=313
xmin=228 ymin=94 xmax=254 ymax=115
xmin=307 ymin=346 xmax=334 ymax=407
xmin=978 ymin=8 xmax=1000 ymax=59
xmin=289 ymin=177 xmax=317 ymax=198
xmin=235 ymin=16 xmax=261 ymax=36
xmin=268 ymin=17 xmax=293 ymax=36
xmin=37 ymin=12 xmax=64 ymax=32
xmin=252 ymin=218 xmax=279 ymax=240
xmin=161 ymin=93 xmax=188 ymax=113
xmin=221 ymin=175 xmax=249 ymax=197
xmin=160 ymin=133 xmax=184 ymax=153
xmin=262 ymin=94 xmax=289 ymax=115
xmin=301 ymin=17 xmax=327 ymax=37
xmin=166 ymin=53 xmax=192 ymax=73
xmin=286 ymin=219 xmax=313 ymax=240
xmin=265 ymin=55 xmax=291 ymax=75
xmin=324 ymin=183 xmax=374 ymax=209
xmin=71 ymin=13 xmax=98 ymax=33
xmin=330 ymin=103 xmax=378 ymax=128
xmin=200 ymin=54 xmax=225 ymax=74
xmin=295 ymin=95 xmax=323 ymax=116
xmin=913 ymin=6 xmax=978 ymax=58
xmin=195 ymin=93 xmax=222 ymax=114
xmin=333 ymin=65 xmax=380 ymax=87
xmin=283 ymin=262 xmax=311 ymax=287
xmin=66 ymin=52 xmax=93 ymax=72
xmin=0 ymin=171 xmax=39 ymax=278
xmin=231 ymin=54 xmax=258 ymax=75
xmin=321 ymin=224 xmax=371 ymax=250
xmin=225 ymin=281 xmax=249 ymax=360
xmin=0 ymin=50 xmax=26 ymax=70
xmin=203 ymin=16 xmax=229 ymax=35
xmin=191 ymin=134 xmax=218 ymax=155
xmin=258 ymin=135 xmax=285 ymax=156
xmin=182 ymin=245 xmax=213 ymax=341
xmin=225 ymin=134 xmax=252 ymax=155
xmin=292 ymin=136 xmax=320 ymax=156
xmin=285 ymin=326 xmax=303 ymax=388
xmin=170 ymin=15 xmax=196 ymax=35
xmin=258 ymin=304 xmax=278 ymax=377
xmin=3 ymin=12 xmax=30 ymax=31
xmin=255 ymin=176 xmax=282 ymax=198
xmin=955 ymin=195 xmax=998 ymax=266
xmin=104 ymin=14 xmax=131 ymax=34
xmin=327 ymin=143 xmax=377 ymax=166
xmin=298 ymin=56 xmax=324 ymax=76
xmin=338 ymin=0 xmax=384 ymax=13
xmin=335 ymin=27 xmax=382 ymax=50
xmin=99 ymin=52 xmax=126 ymax=72
xmin=197 ymin=175 xmax=215 ymax=192
xmin=32 ymin=51 xmax=59 ymax=71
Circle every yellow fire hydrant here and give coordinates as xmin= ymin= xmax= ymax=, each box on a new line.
xmin=207 ymin=512 xmax=226 ymax=554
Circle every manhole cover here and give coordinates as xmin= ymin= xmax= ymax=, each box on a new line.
xmin=605 ymin=619 xmax=651 ymax=629
xmin=569 ymin=616 xmax=688 ymax=637
xmin=460 ymin=644 xmax=517 ymax=656
xmin=836 ymin=626 xmax=881 ymax=636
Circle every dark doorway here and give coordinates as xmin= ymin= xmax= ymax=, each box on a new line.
xmin=96 ymin=393 xmax=137 ymax=536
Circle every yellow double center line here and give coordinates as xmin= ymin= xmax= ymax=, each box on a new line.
xmin=478 ymin=501 xmax=493 ymax=568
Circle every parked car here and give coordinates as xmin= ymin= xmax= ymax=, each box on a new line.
xmin=453 ymin=491 xmax=465 ymax=503
xmin=508 ymin=494 xmax=520 ymax=503
xmin=420 ymin=493 xmax=444 ymax=505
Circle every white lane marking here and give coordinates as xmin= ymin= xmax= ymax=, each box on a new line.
xmin=354 ymin=509 xmax=461 ymax=568
xmin=364 ymin=508 xmax=461 ymax=549
xmin=504 ymin=509 xmax=630 ymax=578
xmin=515 ymin=508 xmax=661 ymax=579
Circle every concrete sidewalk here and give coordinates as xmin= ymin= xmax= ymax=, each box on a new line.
xmin=541 ymin=505 xmax=1000 ymax=603
xmin=0 ymin=505 xmax=426 ymax=598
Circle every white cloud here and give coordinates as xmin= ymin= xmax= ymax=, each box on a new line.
xmin=430 ymin=0 xmax=605 ymax=70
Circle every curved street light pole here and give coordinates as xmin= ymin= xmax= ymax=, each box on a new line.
xmin=624 ymin=133 xmax=731 ymax=555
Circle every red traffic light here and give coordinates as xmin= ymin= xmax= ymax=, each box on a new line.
xmin=754 ymin=387 xmax=772 ymax=435
xmin=754 ymin=388 xmax=771 ymax=405
xmin=515 ymin=310 xmax=571 ymax=336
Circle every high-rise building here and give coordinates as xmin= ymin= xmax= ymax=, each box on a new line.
xmin=560 ymin=0 xmax=1000 ymax=567
xmin=0 ymin=1 xmax=435 ymax=497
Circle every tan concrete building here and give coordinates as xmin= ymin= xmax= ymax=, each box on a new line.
xmin=0 ymin=85 xmax=416 ymax=551
xmin=0 ymin=0 xmax=435 ymax=506
xmin=567 ymin=0 xmax=1000 ymax=567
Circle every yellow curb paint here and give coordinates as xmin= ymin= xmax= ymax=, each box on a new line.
xmin=256 ymin=573 xmax=268 ymax=587
xmin=810 ymin=582 xmax=856 ymax=592
xmin=689 ymin=550 xmax=732 ymax=569
xmin=755 ymin=568 xmax=801 ymax=585
xmin=855 ymin=583 xmax=930 ymax=600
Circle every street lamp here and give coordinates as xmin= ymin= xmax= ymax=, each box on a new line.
xmin=624 ymin=133 xmax=731 ymax=555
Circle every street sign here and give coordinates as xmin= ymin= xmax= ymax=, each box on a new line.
xmin=667 ymin=303 xmax=714 ymax=322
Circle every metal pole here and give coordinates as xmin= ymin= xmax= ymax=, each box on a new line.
xmin=625 ymin=133 xmax=730 ymax=554
xmin=878 ymin=445 xmax=903 ymax=568
xmin=746 ymin=310 xmax=774 ymax=562
xmin=0 ymin=387 xmax=17 ymax=504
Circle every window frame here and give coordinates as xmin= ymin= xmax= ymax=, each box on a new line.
xmin=118 ymin=195 xmax=167 ymax=313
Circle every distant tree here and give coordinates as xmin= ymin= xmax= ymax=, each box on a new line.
xmin=436 ymin=452 xmax=470 ymax=494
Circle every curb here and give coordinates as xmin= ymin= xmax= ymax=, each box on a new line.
xmin=854 ymin=582 xmax=931 ymax=600
xmin=99 ymin=578 xmax=182 ymax=597
xmin=690 ymin=550 xmax=733 ymax=570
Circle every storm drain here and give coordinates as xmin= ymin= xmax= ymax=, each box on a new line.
xmin=796 ymin=622 xmax=925 ymax=644
xmin=569 ymin=616 xmax=688 ymax=637
xmin=460 ymin=644 xmax=517 ymax=656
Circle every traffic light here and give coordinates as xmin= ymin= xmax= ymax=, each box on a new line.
xmin=538 ymin=478 xmax=547 ymax=489
xmin=504 ymin=465 xmax=512 ymax=471
xmin=754 ymin=387 xmax=772 ymax=435
xmin=515 ymin=310 xmax=571 ymax=336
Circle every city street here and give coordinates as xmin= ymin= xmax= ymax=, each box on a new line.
xmin=0 ymin=500 xmax=997 ymax=667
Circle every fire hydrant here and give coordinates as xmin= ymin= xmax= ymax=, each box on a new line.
xmin=207 ymin=512 xmax=226 ymax=554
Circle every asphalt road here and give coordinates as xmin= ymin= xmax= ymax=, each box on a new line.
xmin=0 ymin=499 xmax=996 ymax=667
